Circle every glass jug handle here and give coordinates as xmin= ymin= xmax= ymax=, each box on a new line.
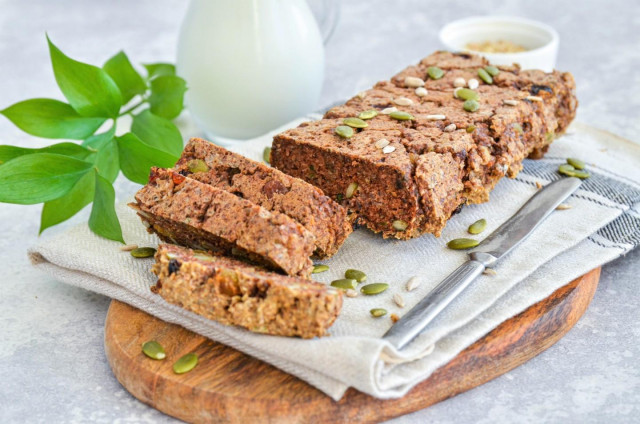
xmin=312 ymin=0 xmax=340 ymax=44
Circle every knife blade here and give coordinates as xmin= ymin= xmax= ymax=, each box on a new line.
xmin=383 ymin=177 xmax=582 ymax=350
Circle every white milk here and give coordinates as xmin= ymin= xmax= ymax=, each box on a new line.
xmin=177 ymin=0 xmax=326 ymax=143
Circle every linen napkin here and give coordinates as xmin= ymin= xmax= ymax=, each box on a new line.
xmin=28 ymin=119 xmax=640 ymax=400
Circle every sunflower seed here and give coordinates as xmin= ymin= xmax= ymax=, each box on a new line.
xmin=526 ymin=95 xmax=543 ymax=102
xmin=425 ymin=114 xmax=446 ymax=120
xmin=394 ymin=97 xmax=413 ymax=106
xmin=173 ymin=353 xmax=198 ymax=374
xmin=120 ymin=244 xmax=138 ymax=252
xmin=375 ymin=138 xmax=390 ymax=149
xmin=453 ymin=77 xmax=466 ymax=87
xmin=447 ymin=238 xmax=480 ymax=250
xmin=467 ymin=78 xmax=479 ymax=89
xmin=444 ymin=123 xmax=457 ymax=132
xmin=345 ymin=289 xmax=358 ymax=298
xmin=345 ymin=182 xmax=358 ymax=198
xmin=361 ymin=283 xmax=389 ymax=295
xmin=356 ymin=91 xmax=366 ymax=100
xmin=370 ymin=308 xmax=387 ymax=317
xmin=415 ymin=87 xmax=428 ymax=97
xmin=381 ymin=107 xmax=398 ymax=114
xmin=131 ymin=247 xmax=156 ymax=258
xmin=392 ymin=220 xmax=408 ymax=231
xmin=345 ymin=269 xmax=367 ymax=283
xmin=406 ymin=276 xmax=420 ymax=291
xmin=312 ymin=264 xmax=329 ymax=274
xmin=404 ymin=76 xmax=425 ymax=88
xmin=393 ymin=293 xmax=405 ymax=308
xmin=382 ymin=145 xmax=396 ymax=154
xmin=483 ymin=268 xmax=497 ymax=276
xmin=503 ymin=99 xmax=519 ymax=106
xmin=556 ymin=203 xmax=573 ymax=210
xmin=142 ymin=341 xmax=166 ymax=360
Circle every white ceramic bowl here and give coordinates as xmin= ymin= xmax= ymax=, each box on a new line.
xmin=439 ymin=16 xmax=559 ymax=72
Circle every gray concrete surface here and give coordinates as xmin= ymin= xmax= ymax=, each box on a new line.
xmin=0 ymin=0 xmax=638 ymax=422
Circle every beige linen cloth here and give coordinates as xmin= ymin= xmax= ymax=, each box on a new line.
xmin=29 ymin=120 xmax=640 ymax=400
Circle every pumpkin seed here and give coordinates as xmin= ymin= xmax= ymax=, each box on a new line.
xmin=456 ymin=88 xmax=479 ymax=101
xmin=484 ymin=65 xmax=500 ymax=77
xmin=558 ymin=163 xmax=576 ymax=177
xmin=447 ymin=238 xmax=480 ymax=250
xmin=335 ymin=125 xmax=354 ymax=138
xmin=173 ymin=353 xmax=198 ymax=374
xmin=187 ymin=159 xmax=209 ymax=173
xmin=389 ymin=111 xmax=415 ymax=121
xmin=131 ymin=247 xmax=156 ymax=258
xmin=415 ymin=87 xmax=428 ymax=97
xmin=477 ymin=68 xmax=493 ymax=84
xmin=466 ymin=125 xmax=476 ymax=133
xmin=312 ymin=264 xmax=329 ymax=274
xmin=392 ymin=220 xmax=408 ymax=231
xmin=567 ymin=158 xmax=586 ymax=170
xmin=345 ymin=182 xmax=358 ymax=199
xmin=361 ymin=283 xmax=389 ymax=295
xmin=343 ymin=117 xmax=368 ymax=129
xmin=463 ymin=99 xmax=480 ymax=112
xmin=358 ymin=109 xmax=379 ymax=120
xmin=570 ymin=170 xmax=591 ymax=179
xmin=404 ymin=76 xmax=425 ymax=88
xmin=468 ymin=218 xmax=487 ymax=234
xmin=263 ymin=147 xmax=271 ymax=164
xmin=345 ymin=269 xmax=367 ymax=283
xmin=331 ymin=278 xmax=357 ymax=290
xmin=142 ymin=340 xmax=166 ymax=360
xmin=370 ymin=308 xmax=387 ymax=317
xmin=427 ymin=66 xmax=445 ymax=80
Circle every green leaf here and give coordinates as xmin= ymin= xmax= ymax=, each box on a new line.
xmin=82 ymin=127 xmax=119 ymax=182
xmin=0 ymin=142 xmax=92 ymax=165
xmin=47 ymin=35 xmax=122 ymax=118
xmin=143 ymin=63 xmax=176 ymax=79
xmin=1 ymin=98 xmax=106 ymax=139
xmin=148 ymin=75 xmax=187 ymax=120
xmin=131 ymin=109 xmax=183 ymax=156
xmin=103 ymin=51 xmax=147 ymax=104
xmin=0 ymin=153 xmax=92 ymax=204
xmin=116 ymin=132 xmax=178 ymax=184
xmin=40 ymin=169 xmax=96 ymax=234
xmin=89 ymin=172 xmax=124 ymax=243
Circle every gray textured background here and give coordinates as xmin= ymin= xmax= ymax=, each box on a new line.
xmin=1 ymin=0 xmax=639 ymax=422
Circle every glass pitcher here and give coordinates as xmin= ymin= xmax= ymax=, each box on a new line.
xmin=177 ymin=0 xmax=339 ymax=143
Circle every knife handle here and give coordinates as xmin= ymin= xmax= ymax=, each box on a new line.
xmin=383 ymin=260 xmax=486 ymax=350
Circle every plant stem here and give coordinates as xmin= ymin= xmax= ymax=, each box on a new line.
xmin=119 ymin=96 xmax=147 ymax=117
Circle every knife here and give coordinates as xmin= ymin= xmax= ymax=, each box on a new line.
xmin=383 ymin=177 xmax=582 ymax=350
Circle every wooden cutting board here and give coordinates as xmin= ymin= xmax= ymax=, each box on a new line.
xmin=105 ymin=267 xmax=600 ymax=423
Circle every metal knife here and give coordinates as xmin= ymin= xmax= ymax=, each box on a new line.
xmin=383 ymin=177 xmax=582 ymax=350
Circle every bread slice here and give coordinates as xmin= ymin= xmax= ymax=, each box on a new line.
xmin=173 ymin=138 xmax=352 ymax=258
xmin=131 ymin=168 xmax=315 ymax=278
xmin=272 ymin=51 xmax=577 ymax=239
xmin=151 ymin=244 xmax=342 ymax=338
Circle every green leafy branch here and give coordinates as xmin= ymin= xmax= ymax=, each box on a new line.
xmin=0 ymin=36 xmax=187 ymax=242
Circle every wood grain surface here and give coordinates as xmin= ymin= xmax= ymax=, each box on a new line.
xmin=104 ymin=267 xmax=600 ymax=423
